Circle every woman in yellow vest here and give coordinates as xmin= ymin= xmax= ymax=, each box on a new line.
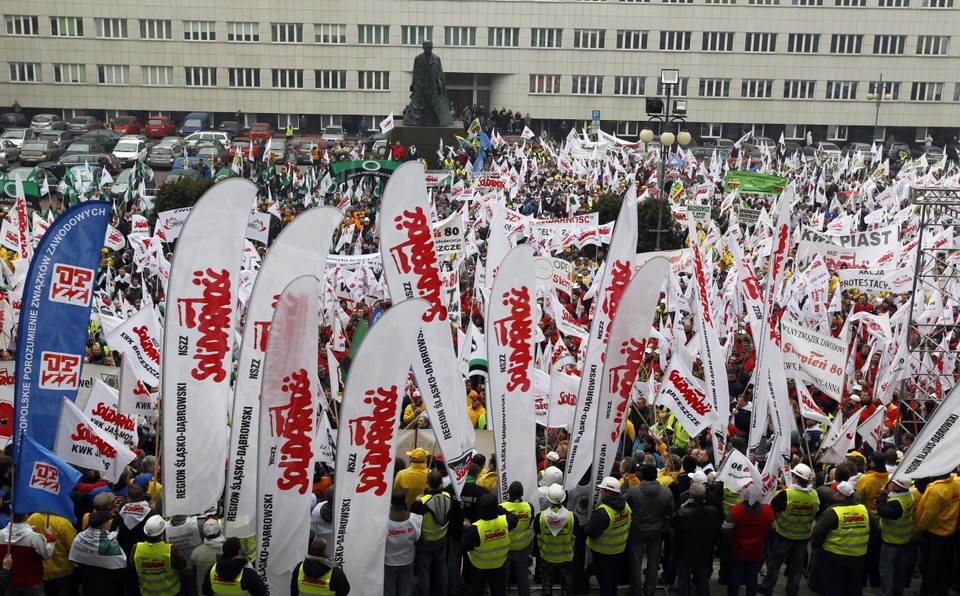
xmin=200 ymin=537 xmax=266 ymax=596
xmin=501 ymin=482 xmax=534 ymax=596
xmin=584 ymin=477 xmax=632 ymax=596
xmin=462 ymin=493 xmax=518 ymax=596
xmin=290 ymin=538 xmax=350 ymax=596
xmin=131 ymin=516 xmax=186 ymax=596
xmin=810 ymin=481 xmax=878 ymax=596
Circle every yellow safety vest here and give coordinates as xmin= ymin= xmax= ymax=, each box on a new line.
xmin=297 ymin=564 xmax=334 ymax=595
xmin=823 ymin=504 xmax=870 ymax=557
xmin=722 ymin=486 xmax=742 ymax=517
xmin=209 ymin=564 xmax=247 ymax=595
xmin=775 ymin=488 xmax=819 ymax=540
xmin=419 ymin=493 xmax=449 ymax=542
xmin=501 ymin=501 xmax=533 ymax=551
xmin=879 ymin=493 xmax=914 ymax=546
xmin=586 ymin=503 xmax=632 ymax=555
xmin=133 ymin=541 xmax=180 ymax=596
xmin=537 ymin=510 xmax=575 ymax=563
xmin=467 ymin=515 xmax=511 ymax=570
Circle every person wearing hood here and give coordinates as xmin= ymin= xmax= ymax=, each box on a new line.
xmin=69 ymin=510 xmax=127 ymax=596
xmin=625 ymin=463 xmax=674 ymax=596
xmin=200 ymin=536 xmax=265 ymax=596
xmin=722 ymin=478 xmax=774 ymax=596
xmin=2 ymin=513 xmax=56 ymax=594
xmin=672 ymin=482 xmax=720 ymax=596
xmin=534 ymin=484 xmax=580 ymax=596
xmin=290 ymin=537 xmax=350 ymax=596
xmin=395 ymin=448 xmax=430 ymax=509
xmin=114 ymin=484 xmax=157 ymax=557
xmin=191 ymin=518 xmax=225 ymax=595
xmin=585 ymin=477 xmax=632 ymax=596
xmin=385 ymin=490 xmax=422 ymax=596
xmin=462 ymin=493 xmax=518 ymax=596
xmin=758 ymin=464 xmax=820 ymax=596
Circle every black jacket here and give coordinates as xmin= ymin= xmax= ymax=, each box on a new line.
xmin=201 ymin=556 xmax=267 ymax=596
xmin=290 ymin=556 xmax=350 ymax=596
xmin=672 ymin=500 xmax=720 ymax=567
xmin=584 ymin=492 xmax=628 ymax=539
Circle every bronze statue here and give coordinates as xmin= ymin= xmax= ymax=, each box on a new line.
xmin=403 ymin=41 xmax=453 ymax=127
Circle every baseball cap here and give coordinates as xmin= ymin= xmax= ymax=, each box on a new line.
xmin=406 ymin=447 xmax=429 ymax=461
xmin=546 ymin=451 xmax=560 ymax=463
xmin=597 ymin=476 xmax=621 ymax=494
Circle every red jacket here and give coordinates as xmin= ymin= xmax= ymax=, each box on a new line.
xmin=728 ymin=503 xmax=775 ymax=562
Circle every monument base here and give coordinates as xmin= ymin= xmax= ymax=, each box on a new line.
xmin=392 ymin=124 xmax=464 ymax=169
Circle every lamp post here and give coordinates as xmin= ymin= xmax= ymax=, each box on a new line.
xmin=640 ymin=68 xmax=692 ymax=251
xmin=866 ymin=74 xmax=892 ymax=142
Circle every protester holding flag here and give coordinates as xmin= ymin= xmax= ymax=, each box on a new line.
xmin=27 ymin=511 xmax=77 ymax=596
xmin=757 ymin=465 xmax=819 ymax=596
xmin=585 ymin=477 xmax=631 ymax=596
xmin=410 ymin=471 xmax=455 ymax=596
xmin=69 ymin=510 xmax=127 ymax=596
xmin=0 ymin=514 xmax=55 ymax=593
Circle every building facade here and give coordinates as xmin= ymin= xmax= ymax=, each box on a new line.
xmin=2 ymin=0 xmax=959 ymax=145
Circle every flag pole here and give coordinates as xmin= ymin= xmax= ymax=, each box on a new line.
xmin=150 ymin=392 xmax=162 ymax=511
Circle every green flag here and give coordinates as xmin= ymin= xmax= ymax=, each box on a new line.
xmin=723 ymin=170 xmax=787 ymax=195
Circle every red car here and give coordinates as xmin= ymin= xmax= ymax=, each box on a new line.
xmin=228 ymin=136 xmax=253 ymax=160
xmin=113 ymin=116 xmax=141 ymax=136
xmin=145 ymin=116 xmax=176 ymax=139
xmin=248 ymin=122 xmax=274 ymax=142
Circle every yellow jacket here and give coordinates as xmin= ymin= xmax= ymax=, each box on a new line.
xmin=394 ymin=462 xmax=429 ymax=509
xmin=28 ymin=513 xmax=76 ymax=580
xmin=915 ymin=477 xmax=960 ymax=537
xmin=468 ymin=403 xmax=486 ymax=428
xmin=856 ymin=470 xmax=889 ymax=516
xmin=478 ymin=470 xmax=498 ymax=493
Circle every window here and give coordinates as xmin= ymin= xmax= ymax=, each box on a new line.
xmin=792 ymin=0 xmax=823 ymax=4
xmin=787 ymin=33 xmax=820 ymax=53
xmin=705 ymin=0 xmax=737 ymax=4
xmin=620 ymin=0 xmax=651 ymax=3
xmin=141 ymin=66 xmax=172 ymax=86
xmin=571 ymin=75 xmax=603 ymax=95
xmin=573 ymin=29 xmax=605 ymax=49
xmin=742 ymin=79 xmax=773 ymax=98
xmin=749 ymin=0 xmax=780 ymax=5
xmin=827 ymin=125 xmax=848 ymax=141
xmin=8 ymin=63 xmax=41 ymax=82
xmin=358 ymin=25 xmax=389 ymax=45
xmin=825 ymin=80 xmax=858 ymax=99
xmin=95 ymin=18 xmax=128 ymax=39
xmin=917 ymin=35 xmax=949 ymax=55
xmin=836 ymin=0 xmax=866 ymax=5
xmin=488 ymin=27 xmax=519 ymax=47
xmin=97 ymin=64 xmax=130 ymax=85
xmin=617 ymin=122 xmax=643 ymax=137
xmin=830 ymin=34 xmax=863 ymax=54
xmin=660 ymin=31 xmax=692 ymax=51
xmin=271 ymin=23 xmax=302 ymax=43
xmin=701 ymin=123 xmax=723 ymax=138
xmin=874 ymin=35 xmax=905 ymax=55
xmin=277 ymin=115 xmax=301 ymax=130
xmin=923 ymin=0 xmax=953 ymax=7
xmin=745 ymin=33 xmax=777 ymax=52
xmin=529 ymin=74 xmax=561 ymax=94
xmin=185 ymin=66 xmax=217 ymax=87
xmin=531 ymin=28 xmax=562 ymax=48
xmin=699 ymin=78 xmax=731 ymax=97
xmin=272 ymin=69 xmax=303 ymax=88
xmin=911 ymin=82 xmax=943 ymax=101
xmin=402 ymin=26 xmax=432 ymax=46
xmin=614 ymin=76 xmax=645 ymax=96
xmin=869 ymin=80 xmax=901 ymax=99
xmin=5 ymin=15 xmax=38 ymax=36
xmin=784 ymin=124 xmax=806 ymax=139
xmin=315 ymin=70 xmax=347 ymax=90
xmin=617 ymin=30 xmax=648 ymax=50
xmin=50 ymin=17 xmax=83 ymax=37
xmin=53 ymin=63 xmax=85 ymax=84
xmin=140 ymin=19 xmax=171 ymax=40
xmin=315 ymin=24 xmax=346 ymax=44
xmin=228 ymin=68 xmax=260 ymax=88
xmin=702 ymin=31 xmax=734 ymax=51
xmin=657 ymin=77 xmax=690 ymax=96
xmin=445 ymin=26 xmax=476 ymax=46
xmin=783 ymin=80 xmax=816 ymax=99
xmin=184 ymin=21 xmax=215 ymax=41
xmin=955 ymin=84 xmax=960 ymax=102
xmin=358 ymin=71 xmax=389 ymax=90
xmin=879 ymin=0 xmax=909 ymax=6
xmin=664 ymin=0 xmax=693 ymax=4
xmin=227 ymin=22 xmax=259 ymax=42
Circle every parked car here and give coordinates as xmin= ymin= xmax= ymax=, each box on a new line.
xmin=179 ymin=112 xmax=212 ymax=135
xmin=0 ymin=113 xmax=28 ymax=132
xmin=112 ymin=115 xmax=141 ymax=136
xmin=321 ymin=125 xmax=346 ymax=143
xmin=228 ymin=137 xmax=253 ymax=160
xmin=195 ymin=142 xmax=228 ymax=164
xmin=782 ymin=141 xmax=804 ymax=155
xmin=112 ymin=137 xmax=148 ymax=166
xmin=806 ymin=142 xmax=842 ymax=159
xmin=744 ymin=136 xmax=776 ymax=152
xmin=145 ymin=116 xmax=177 ymax=139
xmin=172 ymin=155 xmax=215 ymax=178
xmin=56 ymin=153 xmax=122 ymax=176
xmin=362 ymin=131 xmax=388 ymax=154
xmin=0 ymin=140 xmax=18 ymax=165
xmin=64 ymin=141 xmax=105 ymax=157
xmin=843 ymin=142 xmax=873 ymax=156
xmin=19 ymin=141 xmax=64 ymax=166
xmin=67 ymin=116 xmax=104 ymax=134
xmin=77 ymin=130 xmax=122 ymax=152
xmin=109 ymin=166 xmax=156 ymax=200
xmin=289 ymin=136 xmax=326 ymax=164
xmin=217 ymin=121 xmax=243 ymax=139
xmin=163 ymin=169 xmax=203 ymax=184
xmin=30 ymin=114 xmax=66 ymax=132
xmin=146 ymin=138 xmax=185 ymax=169
xmin=703 ymin=138 xmax=735 ymax=149
xmin=887 ymin=142 xmax=911 ymax=161
xmin=38 ymin=130 xmax=74 ymax=150
xmin=247 ymin=123 xmax=274 ymax=142
xmin=183 ymin=131 xmax=230 ymax=148
xmin=1 ymin=128 xmax=38 ymax=149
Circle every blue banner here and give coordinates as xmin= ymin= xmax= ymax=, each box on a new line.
xmin=14 ymin=201 xmax=111 ymax=457
xmin=14 ymin=433 xmax=83 ymax=522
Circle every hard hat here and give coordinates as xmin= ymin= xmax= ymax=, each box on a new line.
xmin=547 ymin=484 xmax=566 ymax=505
xmin=540 ymin=466 xmax=563 ymax=488
xmin=597 ymin=476 xmax=621 ymax=494
xmin=144 ymin=515 xmax=167 ymax=538
xmin=792 ymin=464 xmax=814 ymax=482
xmin=202 ymin=518 xmax=222 ymax=538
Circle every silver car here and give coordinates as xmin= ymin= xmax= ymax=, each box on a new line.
xmin=1 ymin=128 xmax=38 ymax=149
xmin=146 ymin=139 xmax=184 ymax=169
xmin=0 ymin=139 xmax=19 ymax=164
xmin=30 ymin=114 xmax=66 ymax=132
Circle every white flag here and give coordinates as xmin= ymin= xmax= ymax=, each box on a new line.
xmin=379 ymin=112 xmax=395 ymax=133
xmin=891 ymin=383 xmax=960 ymax=482
xmin=54 ymin=398 xmax=136 ymax=483
xmin=118 ymin=357 xmax=157 ymax=419
xmin=104 ymin=306 xmax=162 ymax=384
xmin=655 ymin=357 xmax=719 ymax=438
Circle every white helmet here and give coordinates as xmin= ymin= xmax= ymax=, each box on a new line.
xmin=792 ymin=464 xmax=814 ymax=483
xmin=540 ymin=466 xmax=563 ymax=488
xmin=547 ymin=484 xmax=566 ymax=505
xmin=143 ymin=515 xmax=167 ymax=538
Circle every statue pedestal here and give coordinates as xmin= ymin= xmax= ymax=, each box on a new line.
xmin=391 ymin=124 xmax=464 ymax=169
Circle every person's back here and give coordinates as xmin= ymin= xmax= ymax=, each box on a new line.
xmin=191 ymin=518 xmax=225 ymax=595
xmin=1 ymin=514 xmax=55 ymax=591
xmin=27 ymin=512 xmax=76 ymax=586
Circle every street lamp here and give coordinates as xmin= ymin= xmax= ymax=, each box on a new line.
xmin=866 ymin=74 xmax=893 ymax=142
xmin=640 ymin=69 xmax=692 ymax=251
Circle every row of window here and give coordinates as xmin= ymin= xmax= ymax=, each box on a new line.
xmin=607 ymin=0 xmax=948 ymax=5
xmin=3 ymin=17 xmax=956 ymax=56
xmin=5 ymin=62 xmax=950 ymax=101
